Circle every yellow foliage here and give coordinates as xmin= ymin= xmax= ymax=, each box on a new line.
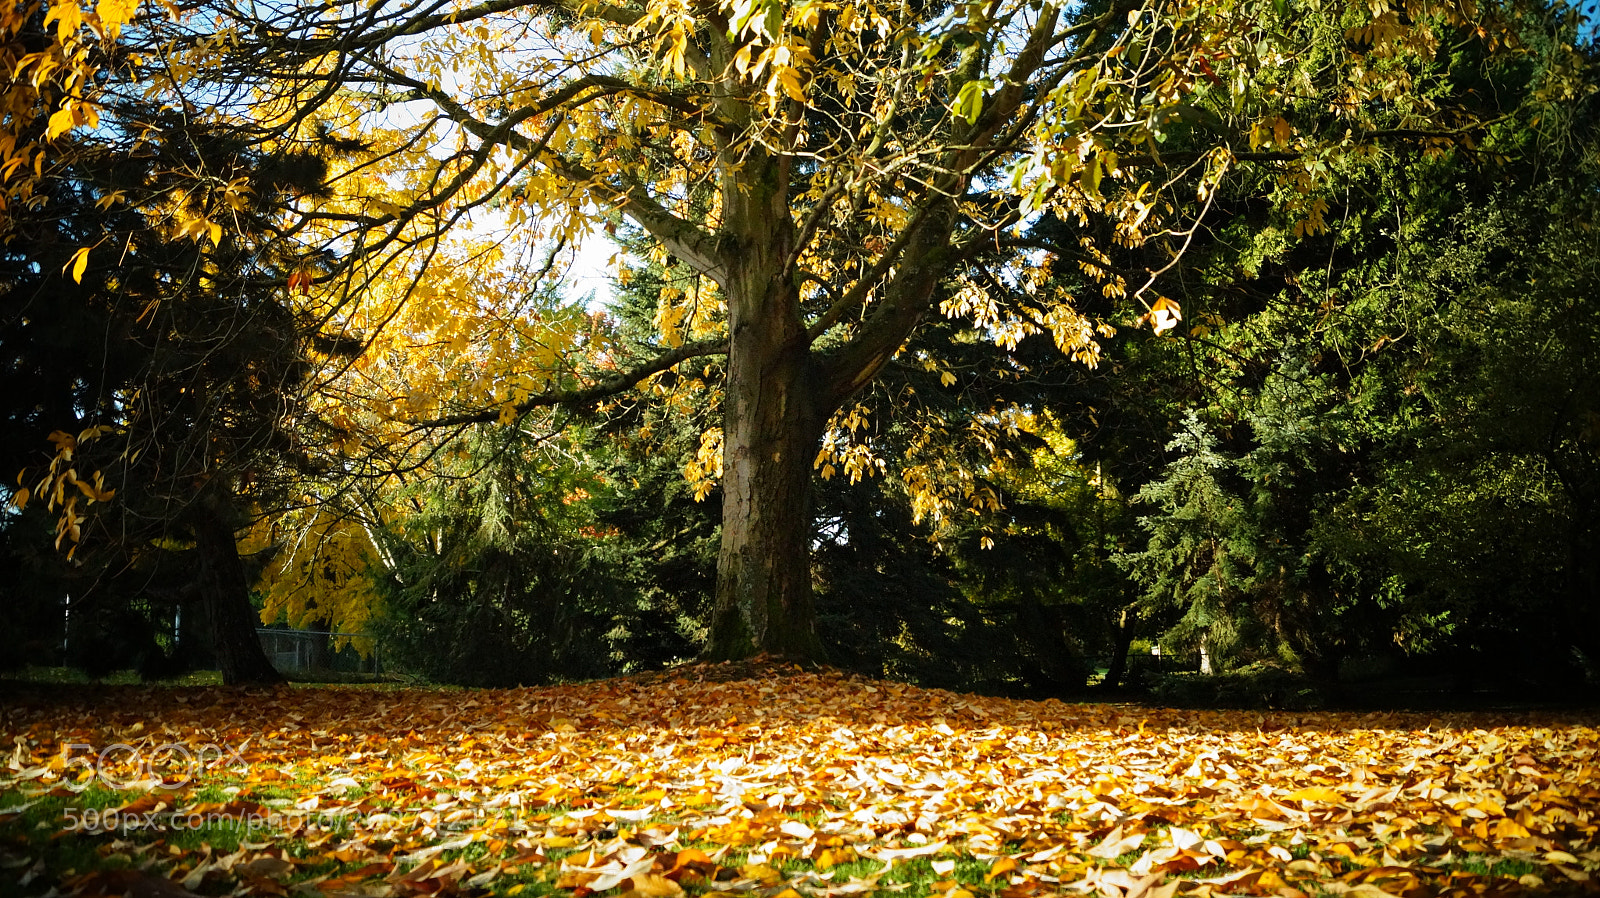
xmin=249 ymin=509 xmax=384 ymax=655
xmin=684 ymin=428 xmax=724 ymax=502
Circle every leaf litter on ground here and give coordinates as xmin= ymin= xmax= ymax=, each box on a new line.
xmin=1 ymin=662 xmax=1597 ymax=898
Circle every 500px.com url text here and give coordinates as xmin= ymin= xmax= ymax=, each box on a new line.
xmin=62 ymin=806 xmax=359 ymax=834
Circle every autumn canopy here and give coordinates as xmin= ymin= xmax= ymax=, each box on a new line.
xmin=3 ymin=0 xmax=1596 ymax=679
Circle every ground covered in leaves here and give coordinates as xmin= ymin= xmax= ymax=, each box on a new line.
xmin=2 ymin=664 xmax=1598 ymax=898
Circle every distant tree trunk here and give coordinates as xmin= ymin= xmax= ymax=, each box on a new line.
xmin=192 ymin=505 xmax=284 ymax=685
xmin=1100 ymin=604 xmax=1137 ymax=690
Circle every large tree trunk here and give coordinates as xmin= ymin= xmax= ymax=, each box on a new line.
xmin=696 ymin=146 xmax=956 ymax=662
xmin=193 ymin=505 xmax=285 ymax=685
xmin=705 ymin=273 xmax=830 ymax=661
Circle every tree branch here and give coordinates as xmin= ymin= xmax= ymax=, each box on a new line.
xmin=411 ymin=338 xmax=728 ymax=428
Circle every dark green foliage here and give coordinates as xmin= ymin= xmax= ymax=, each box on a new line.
xmin=587 ymin=433 xmax=719 ymax=672
xmin=1317 ymin=189 xmax=1600 ymax=691
xmin=373 ymin=426 xmax=627 ymax=687
xmin=1119 ymin=417 xmax=1262 ymax=671
xmin=1151 ymin=662 xmax=1329 ymax=711
xmin=811 ymin=472 xmax=1002 ymax=692
xmin=0 ymin=96 xmax=354 ymax=681
xmin=1100 ymin=2 xmax=1600 ymax=697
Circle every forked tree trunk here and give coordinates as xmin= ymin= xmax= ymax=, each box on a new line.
xmin=697 ymin=156 xmax=954 ymax=663
xmin=193 ymin=506 xmax=285 ymax=685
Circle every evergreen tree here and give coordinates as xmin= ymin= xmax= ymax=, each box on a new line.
xmin=1 ymin=106 xmax=360 ymax=683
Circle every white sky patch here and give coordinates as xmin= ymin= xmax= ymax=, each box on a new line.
xmin=568 ymin=231 xmax=617 ymax=312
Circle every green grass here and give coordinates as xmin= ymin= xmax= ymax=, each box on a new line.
xmin=1 ymin=787 xmax=146 ymax=898
xmin=0 ymin=667 xmax=224 ymax=687
xmin=1446 ymin=853 xmax=1543 ymax=879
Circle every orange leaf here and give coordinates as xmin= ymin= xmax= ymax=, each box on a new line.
xmin=985 ymin=857 xmax=1019 ymax=882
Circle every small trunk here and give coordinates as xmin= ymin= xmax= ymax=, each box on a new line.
xmin=193 ymin=508 xmax=285 ymax=686
xmin=1100 ymin=604 xmax=1137 ymax=691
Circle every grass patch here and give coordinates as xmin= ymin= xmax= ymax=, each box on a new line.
xmin=0 ymin=667 xmax=224 ymax=687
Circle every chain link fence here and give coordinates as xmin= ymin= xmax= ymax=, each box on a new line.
xmin=256 ymin=628 xmax=381 ymax=675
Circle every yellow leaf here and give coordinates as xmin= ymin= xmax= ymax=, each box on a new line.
xmin=46 ymin=105 xmax=77 ymax=141
xmin=1143 ymin=296 xmax=1182 ymax=335
xmin=96 ymin=0 xmax=141 ymax=39
xmin=776 ymin=66 xmax=806 ymax=101
xmin=44 ymin=1 xmax=83 ymax=38
xmin=1492 ymin=818 xmax=1531 ymax=840
xmin=1087 ymin=826 xmax=1147 ymax=859
xmin=619 ymin=875 xmax=685 ymax=898
xmin=739 ymin=865 xmax=782 ymax=885
xmin=984 ymin=857 xmax=1018 ymax=882
xmin=12 ymin=487 xmax=28 ymax=510
xmin=665 ymin=39 xmax=687 ymax=80
xmin=1284 ymin=786 xmax=1344 ymax=804
xmin=65 ymin=246 xmax=91 ymax=284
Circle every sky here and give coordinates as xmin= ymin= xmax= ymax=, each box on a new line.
xmin=567 ymin=233 xmax=617 ymax=310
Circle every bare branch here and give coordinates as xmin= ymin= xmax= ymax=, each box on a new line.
xmin=413 ymin=338 xmax=729 ymax=428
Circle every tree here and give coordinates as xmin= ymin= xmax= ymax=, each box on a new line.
xmin=1320 ymin=187 xmax=1600 ymax=687
xmin=363 ymin=423 xmax=624 ymax=686
xmin=1092 ymin=4 xmax=1600 ymax=691
xmin=1 ymin=85 xmax=381 ymax=684
xmin=58 ymin=0 xmax=1549 ymax=661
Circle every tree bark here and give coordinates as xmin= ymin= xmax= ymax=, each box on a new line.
xmin=193 ymin=505 xmax=285 ymax=685
xmin=704 ymin=245 xmax=830 ymax=661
